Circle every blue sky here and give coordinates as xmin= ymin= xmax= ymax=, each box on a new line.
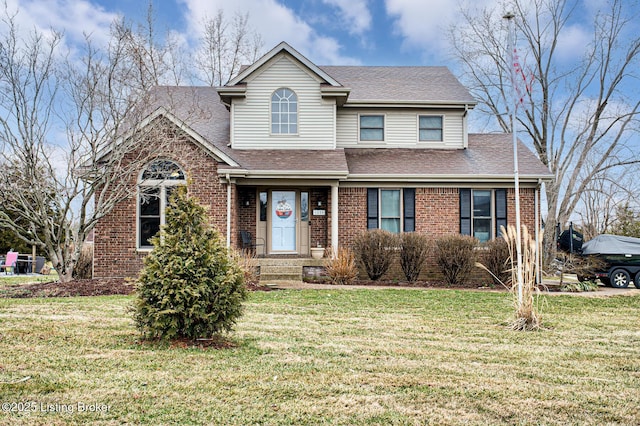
xmin=7 ymin=0 xmax=512 ymax=66
xmin=8 ymin=0 xmax=613 ymax=69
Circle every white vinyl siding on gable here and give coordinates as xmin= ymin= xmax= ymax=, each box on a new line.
xmin=337 ymin=109 xmax=465 ymax=148
xmin=231 ymin=55 xmax=335 ymax=149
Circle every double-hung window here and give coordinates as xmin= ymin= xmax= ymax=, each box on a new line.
xmin=360 ymin=115 xmax=384 ymax=141
xmin=271 ymin=88 xmax=297 ymax=134
xmin=367 ymin=188 xmax=415 ymax=233
xmin=419 ymin=115 xmax=443 ymax=141
xmin=138 ymin=159 xmax=185 ymax=249
xmin=460 ymin=189 xmax=507 ymax=242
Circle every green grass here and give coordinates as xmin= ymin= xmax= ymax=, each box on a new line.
xmin=0 ymin=289 xmax=639 ymax=425
xmin=0 ymin=273 xmax=58 ymax=286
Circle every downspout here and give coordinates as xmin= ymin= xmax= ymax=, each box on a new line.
xmin=226 ymin=173 xmax=232 ymax=248
xmin=463 ymin=104 xmax=469 ymax=149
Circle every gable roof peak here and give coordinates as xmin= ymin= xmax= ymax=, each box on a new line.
xmin=226 ymin=41 xmax=342 ymax=87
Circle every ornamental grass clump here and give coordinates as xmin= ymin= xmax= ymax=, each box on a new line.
xmin=133 ymin=185 xmax=247 ymax=340
xmin=502 ymin=225 xmax=543 ymax=331
xmin=324 ymin=247 xmax=358 ymax=285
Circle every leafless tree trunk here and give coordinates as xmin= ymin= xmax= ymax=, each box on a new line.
xmin=195 ymin=10 xmax=263 ymax=86
xmin=450 ymin=0 xmax=640 ymax=264
xmin=0 ymin=5 xmax=191 ymax=282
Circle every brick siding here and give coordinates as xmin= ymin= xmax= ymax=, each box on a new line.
xmin=93 ymin=124 xmax=228 ymax=278
xmin=94 ymin=123 xmax=540 ymax=280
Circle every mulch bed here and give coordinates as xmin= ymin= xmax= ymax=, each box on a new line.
xmin=1 ymin=278 xmax=273 ymax=298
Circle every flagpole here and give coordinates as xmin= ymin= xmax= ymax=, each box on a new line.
xmin=503 ymin=11 xmax=524 ymax=306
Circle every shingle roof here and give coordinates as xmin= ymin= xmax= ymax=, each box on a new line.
xmin=218 ymin=149 xmax=349 ymax=176
xmin=344 ymin=133 xmax=551 ymax=181
xmin=320 ymin=66 xmax=476 ymax=105
xmin=144 ymin=88 xmax=550 ymax=183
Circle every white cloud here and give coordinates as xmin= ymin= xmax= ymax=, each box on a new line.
xmin=384 ymin=0 xmax=501 ymax=60
xmin=555 ymin=24 xmax=592 ymax=62
xmin=178 ymin=0 xmax=360 ymax=65
xmin=384 ymin=0 xmax=456 ymax=55
xmin=4 ymin=0 xmax=117 ymax=48
xmin=321 ymin=0 xmax=371 ymax=35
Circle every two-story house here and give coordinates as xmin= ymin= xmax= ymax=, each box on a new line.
xmin=93 ymin=42 xmax=551 ymax=279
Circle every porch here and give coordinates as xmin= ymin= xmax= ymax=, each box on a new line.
xmin=256 ymin=257 xmax=325 ymax=282
xmin=235 ymin=185 xmax=338 ymax=257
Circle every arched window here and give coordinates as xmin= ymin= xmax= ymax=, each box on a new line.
xmin=138 ymin=159 xmax=186 ymax=248
xmin=271 ymin=88 xmax=298 ymax=134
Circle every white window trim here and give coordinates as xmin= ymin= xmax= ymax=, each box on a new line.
xmin=358 ymin=113 xmax=386 ymax=142
xmin=379 ymin=188 xmax=403 ymax=233
xmin=417 ymin=114 xmax=444 ymax=142
xmin=270 ymin=87 xmax=299 ymax=136
xmin=469 ymin=189 xmax=495 ymax=242
xmin=136 ymin=161 xmax=186 ymax=251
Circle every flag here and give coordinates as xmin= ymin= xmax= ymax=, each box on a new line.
xmin=511 ymin=47 xmax=534 ymax=108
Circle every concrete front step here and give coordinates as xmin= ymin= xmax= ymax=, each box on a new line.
xmin=256 ymin=257 xmax=325 ymax=282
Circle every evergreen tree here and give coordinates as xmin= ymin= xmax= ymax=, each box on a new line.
xmin=610 ymin=204 xmax=640 ymax=238
xmin=133 ymin=185 xmax=247 ymax=340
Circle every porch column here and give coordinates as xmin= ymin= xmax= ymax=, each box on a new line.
xmin=226 ymin=174 xmax=231 ymax=248
xmin=331 ymin=182 xmax=339 ymax=253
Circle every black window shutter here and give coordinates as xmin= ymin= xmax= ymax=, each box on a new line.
xmin=367 ymin=188 xmax=379 ymax=229
xmin=460 ymin=189 xmax=471 ymax=235
xmin=403 ymin=188 xmax=415 ymax=232
xmin=495 ymin=189 xmax=507 ymax=237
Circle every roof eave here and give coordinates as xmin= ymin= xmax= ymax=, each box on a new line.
xmin=342 ymin=100 xmax=477 ymax=109
xmin=345 ymin=173 xmax=551 ymax=183
xmin=219 ymin=169 xmax=349 ymax=180
xmin=226 ymin=42 xmax=343 ymax=87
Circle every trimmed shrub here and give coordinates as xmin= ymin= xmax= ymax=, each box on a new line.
xmin=324 ymin=247 xmax=358 ymax=285
xmin=399 ymin=233 xmax=431 ymax=282
xmin=73 ymin=243 xmax=93 ymax=279
xmin=434 ymin=235 xmax=477 ymax=286
xmin=353 ymin=230 xmax=398 ymax=280
xmin=133 ymin=185 xmax=247 ymax=340
xmin=480 ymin=238 xmax=511 ymax=287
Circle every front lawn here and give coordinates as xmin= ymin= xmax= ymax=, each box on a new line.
xmin=0 ymin=289 xmax=638 ymax=425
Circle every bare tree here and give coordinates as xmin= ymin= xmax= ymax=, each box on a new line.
xmin=450 ymin=0 xmax=640 ymax=261
xmin=0 ymin=5 xmax=189 ymax=282
xmin=194 ymin=9 xmax=263 ymax=86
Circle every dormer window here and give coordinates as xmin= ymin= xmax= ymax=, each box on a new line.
xmin=271 ymin=88 xmax=298 ymax=134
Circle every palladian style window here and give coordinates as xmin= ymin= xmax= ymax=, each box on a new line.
xmin=271 ymin=88 xmax=298 ymax=134
xmin=138 ymin=159 xmax=186 ymax=248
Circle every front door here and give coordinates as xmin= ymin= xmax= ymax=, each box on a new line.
xmin=271 ymin=190 xmax=297 ymax=252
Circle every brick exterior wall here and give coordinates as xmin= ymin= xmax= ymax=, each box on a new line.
xmin=310 ymin=188 xmax=328 ymax=248
xmin=93 ymin=124 xmax=229 ymax=278
xmin=337 ymin=186 xmax=538 ymax=282
xmin=336 ymin=187 xmax=368 ymax=247
xmin=338 ymin=186 xmax=537 ymax=247
xmin=94 ymin=122 xmax=540 ymax=281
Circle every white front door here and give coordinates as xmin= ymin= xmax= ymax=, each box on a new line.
xmin=271 ymin=191 xmax=296 ymax=252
